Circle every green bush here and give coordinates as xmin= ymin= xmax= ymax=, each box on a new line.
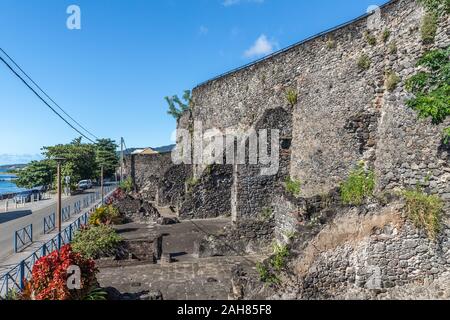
xmin=357 ymin=54 xmax=371 ymax=70
xmin=256 ymin=262 xmax=279 ymax=285
xmin=340 ymin=163 xmax=375 ymax=206
xmin=285 ymin=177 xmax=301 ymax=197
xmin=402 ymin=188 xmax=443 ymax=239
xmin=270 ymin=243 xmax=290 ymax=272
xmin=89 ymin=205 xmax=122 ymax=226
xmin=119 ymin=177 xmax=133 ymax=193
xmin=72 ymin=225 xmax=123 ymax=259
xmin=326 ymin=37 xmax=336 ymax=49
xmin=385 ymin=70 xmax=401 ymax=91
xmin=421 ymin=12 xmax=438 ymax=44
xmin=405 ymin=47 xmax=450 ymax=139
xmin=443 ymin=127 xmax=450 ymax=144
xmin=285 ymin=88 xmax=298 ymax=107
xmin=418 ymin=0 xmax=450 ymax=15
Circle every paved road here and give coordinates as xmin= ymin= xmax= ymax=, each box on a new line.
xmin=0 ymin=187 xmax=104 ymax=261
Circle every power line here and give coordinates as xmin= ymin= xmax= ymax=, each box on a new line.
xmin=0 ymin=47 xmax=99 ymax=141
xmin=0 ymin=55 xmax=96 ymax=144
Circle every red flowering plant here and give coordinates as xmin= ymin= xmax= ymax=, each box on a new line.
xmin=105 ymin=188 xmax=126 ymax=205
xmin=22 ymin=244 xmax=98 ymax=300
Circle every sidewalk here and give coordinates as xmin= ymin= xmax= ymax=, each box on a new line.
xmin=0 ymin=193 xmax=69 ymax=214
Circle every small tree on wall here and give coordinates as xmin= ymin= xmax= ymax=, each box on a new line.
xmin=165 ymin=90 xmax=192 ymax=121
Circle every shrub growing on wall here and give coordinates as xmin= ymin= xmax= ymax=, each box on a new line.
xmin=340 ymin=162 xmax=375 ymax=206
xmin=405 ymin=46 xmax=450 ymax=143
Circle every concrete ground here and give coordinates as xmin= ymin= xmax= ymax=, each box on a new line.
xmin=98 ymin=215 xmax=263 ymax=300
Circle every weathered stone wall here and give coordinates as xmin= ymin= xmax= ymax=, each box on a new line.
xmin=179 ymin=164 xmax=233 ymax=219
xmin=233 ymin=107 xmax=293 ymax=220
xmin=157 ymin=164 xmax=192 ymax=208
xmin=191 ymin=0 xmax=450 ymax=214
xmin=294 ymin=220 xmax=450 ymax=300
xmin=126 ymin=153 xmax=173 ymax=201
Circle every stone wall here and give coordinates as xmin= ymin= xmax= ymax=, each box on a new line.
xmin=191 ymin=0 xmax=450 ymax=215
xmin=126 ymin=152 xmax=173 ymax=201
xmin=294 ymin=219 xmax=450 ymax=300
xmin=179 ymin=164 xmax=233 ymax=219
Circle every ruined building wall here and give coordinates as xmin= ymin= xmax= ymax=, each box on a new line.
xmin=126 ymin=153 xmax=173 ymax=201
xmin=191 ymin=0 xmax=450 ymax=219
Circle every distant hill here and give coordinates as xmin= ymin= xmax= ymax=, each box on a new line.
xmin=0 ymin=164 xmax=27 ymax=172
xmin=119 ymin=144 xmax=175 ymax=156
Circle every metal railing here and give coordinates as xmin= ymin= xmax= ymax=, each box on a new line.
xmin=43 ymin=213 xmax=56 ymax=234
xmin=62 ymin=206 xmax=71 ymax=222
xmin=0 ymin=185 xmax=117 ymax=297
xmin=14 ymin=225 xmax=33 ymax=253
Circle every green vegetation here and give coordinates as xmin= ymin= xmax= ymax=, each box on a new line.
xmin=388 ymin=41 xmax=398 ymax=54
xmin=15 ymin=137 xmax=119 ymax=190
xmin=119 ymin=176 xmax=133 ymax=193
xmin=256 ymin=262 xmax=279 ymax=285
xmin=418 ymin=0 xmax=450 ymax=15
xmin=326 ymin=37 xmax=336 ymax=49
xmin=270 ymin=243 xmax=290 ymax=272
xmin=256 ymin=243 xmax=291 ymax=285
xmin=83 ymin=288 xmax=108 ymax=301
xmin=382 ymin=29 xmax=391 ymax=43
xmin=285 ymin=177 xmax=301 ymax=197
xmin=95 ymin=138 xmax=119 ymax=179
xmin=165 ymin=90 xmax=192 ymax=121
xmin=14 ymin=160 xmax=55 ymax=189
xmin=186 ymin=177 xmax=199 ymax=192
xmin=385 ymin=70 xmax=401 ymax=91
xmin=421 ymin=12 xmax=438 ymax=44
xmin=364 ymin=31 xmax=377 ymax=46
xmin=405 ymin=46 xmax=450 ymax=143
xmin=402 ymin=188 xmax=443 ymax=239
xmin=261 ymin=207 xmax=273 ymax=221
xmin=285 ymin=88 xmax=298 ymax=107
xmin=357 ymin=54 xmax=371 ymax=70
xmin=72 ymin=224 xmax=123 ymax=259
xmin=89 ymin=205 xmax=122 ymax=226
xmin=340 ymin=162 xmax=375 ymax=206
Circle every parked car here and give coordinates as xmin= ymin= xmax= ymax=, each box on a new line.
xmin=77 ymin=179 xmax=93 ymax=190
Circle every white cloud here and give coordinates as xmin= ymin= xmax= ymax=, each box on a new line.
xmin=199 ymin=25 xmax=209 ymax=35
xmin=223 ymin=0 xmax=264 ymax=7
xmin=244 ymin=34 xmax=277 ymax=58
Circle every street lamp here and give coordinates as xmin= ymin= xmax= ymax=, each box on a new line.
xmin=52 ymin=157 xmax=65 ymax=248
xmin=101 ymin=165 xmax=104 ymax=205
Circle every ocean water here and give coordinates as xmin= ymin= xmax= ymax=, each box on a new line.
xmin=0 ymin=169 xmax=26 ymax=195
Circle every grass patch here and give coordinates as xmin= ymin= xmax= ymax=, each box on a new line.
xmin=388 ymin=41 xmax=398 ymax=54
xmin=385 ymin=70 xmax=401 ymax=92
xmin=364 ymin=31 xmax=377 ymax=46
xmin=421 ymin=12 xmax=438 ymax=44
xmin=285 ymin=177 xmax=301 ymax=197
xmin=340 ymin=162 xmax=375 ymax=206
xmin=402 ymin=188 xmax=443 ymax=239
xmin=382 ymin=29 xmax=391 ymax=43
xmin=285 ymin=88 xmax=298 ymax=108
xmin=357 ymin=54 xmax=371 ymax=70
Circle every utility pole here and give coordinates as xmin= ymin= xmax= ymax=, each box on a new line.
xmin=53 ymin=157 xmax=65 ymax=248
xmin=120 ymin=137 xmax=124 ymax=183
xmin=101 ymin=165 xmax=104 ymax=205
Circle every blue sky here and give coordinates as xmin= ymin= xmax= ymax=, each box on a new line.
xmin=0 ymin=0 xmax=388 ymax=165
